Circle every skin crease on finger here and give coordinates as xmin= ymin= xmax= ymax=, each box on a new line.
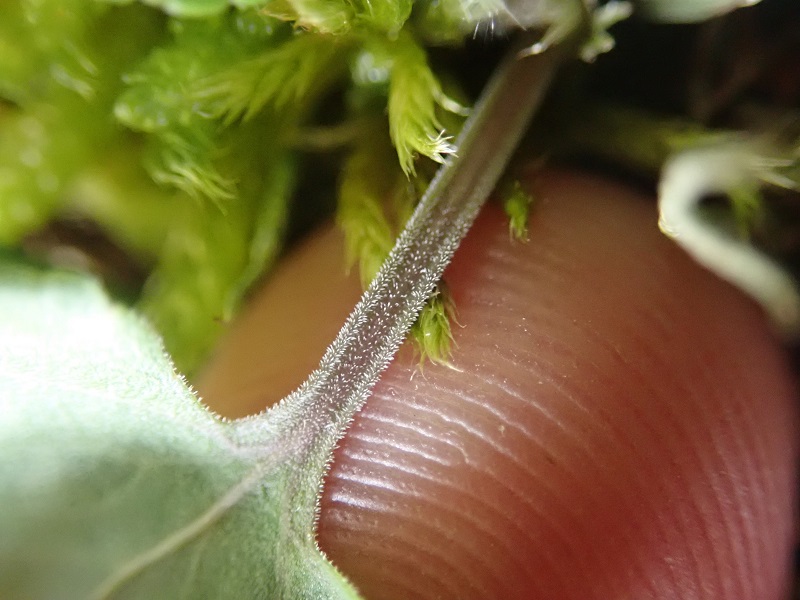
xmin=197 ymin=169 xmax=799 ymax=600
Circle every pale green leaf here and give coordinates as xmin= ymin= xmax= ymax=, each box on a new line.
xmin=658 ymin=140 xmax=800 ymax=338
xmin=0 ymin=261 xmax=360 ymax=599
xmin=633 ymin=0 xmax=762 ymax=23
xmin=579 ymin=1 xmax=632 ymax=62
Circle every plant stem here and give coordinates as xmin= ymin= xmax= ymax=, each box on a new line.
xmin=231 ymin=34 xmax=574 ymax=531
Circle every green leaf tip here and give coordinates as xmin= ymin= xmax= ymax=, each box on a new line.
xmin=502 ymin=179 xmax=535 ymax=242
xmin=632 ymin=0 xmax=762 ymax=23
xmin=387 ymin=34 xmax=467 ymax=176
xmin=410 ymin=282 xmax=458 ymax=366
xmin=337 ymin=149 xmax=397 ymax=287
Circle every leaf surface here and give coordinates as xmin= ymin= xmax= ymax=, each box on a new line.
xmin=0 ymin=261 xmax=358 ymax=599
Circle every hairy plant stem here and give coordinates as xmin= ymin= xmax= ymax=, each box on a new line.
xmin=230 ymin=34 xmax=575 ymax=538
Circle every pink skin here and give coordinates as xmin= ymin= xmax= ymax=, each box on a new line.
xmin=199 ymin=170 xmax=799 ymax=599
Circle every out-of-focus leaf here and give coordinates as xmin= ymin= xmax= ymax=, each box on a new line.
xmin=122 ymin=0 xmax=229 ymax=17
xmin=502 ymin=179 xmax=534 ymax=241
xmin=196 ymin=32 xmax=344 ymax=125
xmin=414 ymin=0 xmax=505 ymax=43
xmin=0 ymin=261 xmax=360 ymax=599
xmin=261 ymin=0 xmax=412 ymax=34
xmin=0 ymin=4 xmax=163 ymax=245
xmin=114 ymin=12 xmax=282 ymax=202
xmin=138 ymin=143 xmax=296 ymax=374
xmin=633 ymin=0 xmax=762 ymax=23
xmin=0 ymin=0 xmax=105 ymax=105
xmin=336 ymin=133 xmax=402 ymax=287
xmin=658 ymin=139 xmax=800 ymax=338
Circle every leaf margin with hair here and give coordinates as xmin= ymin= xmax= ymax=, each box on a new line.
xmin=0 ymin=261 xmax=361 ymax=600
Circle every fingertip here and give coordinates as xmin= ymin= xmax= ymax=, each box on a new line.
xmin=317 ymin=170 xmax=799 ymax=599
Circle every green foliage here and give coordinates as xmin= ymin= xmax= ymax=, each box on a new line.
xmin=0 ymin=0 xmax=483 ymax=374
xmin=67 ymin=142 xmax=178 ymax=262
xmin=409 ymin=282 xmax=457 ymax=366
xmin=114 ymin=12 xmax=281 ymax=202
xmin=386 ymin=33 xmax=465 ymax=175
xmin=414 ymin=0 xmax=506 ymax=44
xmin=0 ymin=261 xmax=360 ymax=599
xmin=261 ymin=0 xmax=412 ymax=34
xmin=502 ymin=180 xmax=534 ymax=242
xmin=262 ymin=0 xmax=355 ymax=34
xmin=0 ymin=0 xmax=104 ymax=105
xmin=56 ymin=109 xmax=297 ymax=376
xmin=0 ymin=3 xmax=162 ymax=245
xmin=139 ymin=141 xmax=296 ymax=372
xmin=337 ymin=133 xmax=403 ymax=287
xmin=0 ymin=94 xmax=103 ymax=245
xmin=197 ymin=32 xmax=345 ymax=125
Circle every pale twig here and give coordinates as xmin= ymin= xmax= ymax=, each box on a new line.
xmin=658 ymin=141 xmax=800 ymax=338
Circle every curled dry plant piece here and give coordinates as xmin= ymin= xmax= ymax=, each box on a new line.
xmin=658 ymin=140 xmax=800 ymax=339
